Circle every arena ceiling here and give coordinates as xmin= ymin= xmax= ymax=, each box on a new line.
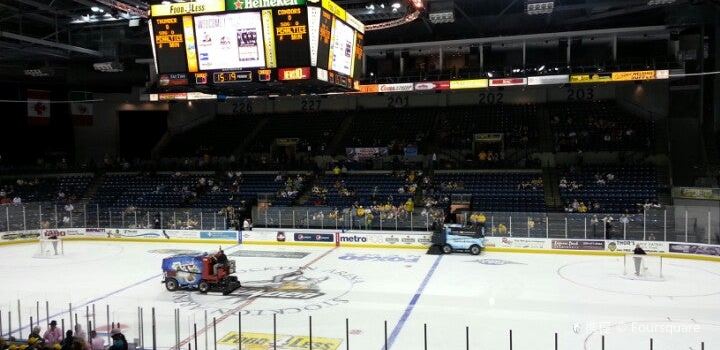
xmin=0 ymin=0 xmax=715 ymax=87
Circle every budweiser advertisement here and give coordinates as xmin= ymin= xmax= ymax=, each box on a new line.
xmin=489 ymin=78 xmax=527 ymax=87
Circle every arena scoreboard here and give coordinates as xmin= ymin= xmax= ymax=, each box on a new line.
xmin=149 ymin=0 xmax=364 ymax=95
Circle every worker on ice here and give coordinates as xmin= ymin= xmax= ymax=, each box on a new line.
xmin=632 ymin=244 xmax=647 ymax=276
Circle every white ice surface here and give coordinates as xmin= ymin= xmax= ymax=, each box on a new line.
xmin=1 ymin=241 xmax=719 ymax=350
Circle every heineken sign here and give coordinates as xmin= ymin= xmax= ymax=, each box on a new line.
xmin=227 ymin=0 xmax=305 ymax=10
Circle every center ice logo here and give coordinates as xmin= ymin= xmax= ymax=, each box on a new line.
xmin=171 ymin=266 xmax=363 ymax=316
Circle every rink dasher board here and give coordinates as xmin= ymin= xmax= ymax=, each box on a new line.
xmin=1 ymin=227 xmax=719 ymax=263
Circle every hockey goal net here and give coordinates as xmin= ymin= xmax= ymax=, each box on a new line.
xmin=623 ymin=254 xmax=663 ymax=281
xmin=34 ymin=230 xmax=65 ymax=258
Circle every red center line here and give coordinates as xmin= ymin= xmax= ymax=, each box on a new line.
xmin=171 ymin=246 xmax=339 ymax=350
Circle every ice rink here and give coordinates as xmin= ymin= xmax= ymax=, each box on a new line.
xmin=2 ymin=240 xmax=720 ymax=350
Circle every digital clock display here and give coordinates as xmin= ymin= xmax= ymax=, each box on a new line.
xmin=212 ymin=71 xmax=253 ymax=83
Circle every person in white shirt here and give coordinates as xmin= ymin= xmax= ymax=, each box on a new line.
xmin=243 ymin=219 xmax=252 ymax=231
xmin=13 ymin=196 xmax=21 ymax=204
xmin=89 ymin=330 xmax=105 ymax=350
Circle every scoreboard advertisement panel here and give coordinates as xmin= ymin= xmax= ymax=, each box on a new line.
xmin=353 ymin=31 xmax=364 ymax=80
xmin=149 ymin=0 xmax=363 ymax=92
xmin=315 ymin=9 xmax=333 ymax=70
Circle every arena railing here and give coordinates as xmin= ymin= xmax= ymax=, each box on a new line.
xmin=0 ymin=203 xmax=229 ymax=232
xmin=0 ymin=203 xmax=716 ymax=245
xmin=0 ymin=299 xmax=711 ymax=350
xmin=252 ymin=206 xmax=719 ymax=245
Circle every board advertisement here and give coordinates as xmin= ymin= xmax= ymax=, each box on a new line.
xmin=551 ymin=239 xmax=605 ymax=251
xmin=605 ymin=240 xmax=669 ymax=253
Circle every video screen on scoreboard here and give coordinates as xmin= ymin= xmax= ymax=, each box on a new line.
xmin=273 ymin=6 xmax=311 ymax=68
xmin=152 ymin=17 xmax=188 ymax=74
xmin=328 ymin=18 xmax=355 ymax=77
xmin=194 ymin=12 xmax=266 ymax=71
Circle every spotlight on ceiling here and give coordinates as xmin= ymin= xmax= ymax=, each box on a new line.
xmin=526 ymin=0 xmax=554 ymax=15
xmin=429 ymin=0 xmax=454 ymax=24
xmin=24 ymin=68 xmax=54 ymax=77
xmin=93 ymin=61 xmax=124 ymax=73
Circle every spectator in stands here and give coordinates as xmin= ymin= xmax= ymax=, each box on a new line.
xmin=243 ymin=218 xmax=252 ymax=231
xmin=44 ymin=320 xmax=62 ymax=345
xmin=603 ymin=216 xmax=614 ymax=239
xmin=404 ymin=198 xmax=414 ymax=213
xmin=590 ymin=215 xmax=599 ymax=238
xmin=108 ymin=329 xmax=128 ymax=350
xmin=28 ymin=326 xmax=44 ymax=346
xmin=89 ymin=331 xmax=104 ymax=350
xmin=12 ymin=196 xmax=21 ymax=204
xmin=619 ymin=214 xmax=630 ymax=228
xmin=578 ymin=202 xmax=588 ymax=213
xmin=497 ymin=223 xmax=508 ymax=235
xmin=74 ymin=324 xmax=88 ymax=348
xmin=60 ymin=330 xmax=74 ymax=350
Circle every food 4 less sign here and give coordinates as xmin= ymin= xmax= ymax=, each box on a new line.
xmin=227 ymin=0 xmax=305 ymax=10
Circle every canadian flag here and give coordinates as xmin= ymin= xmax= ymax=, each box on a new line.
xmin=69 ymin=91 xmax=94 ymax=126
xmin=27 ymin=89 xmax=51 ymax=125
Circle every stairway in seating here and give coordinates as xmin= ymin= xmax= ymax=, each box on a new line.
xmin=327 ymin=114 xmax=355 ymax=154
xmin=294 ymin=175 xmax=321 ymax=206
xmin=542 ymin=167 xmax=563 ymax=211
xmin=234 ymin=117 xmax=269 ymax=154
xmin=537 ymin=105 xmax=555 ymax=152
xmin=81 ymin=173 xmax=106 ymax=201
xmin=667 ymin=118 xmax=705 ymax=186
xmin=655 ymin=165 xmax=673 ymax=206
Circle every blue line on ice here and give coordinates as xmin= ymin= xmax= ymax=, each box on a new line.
xmin=383 ymin=254 xmax=442 ymax=350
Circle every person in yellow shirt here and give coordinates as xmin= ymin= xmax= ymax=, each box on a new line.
xmin=578 ymin=202 xmax=588 ymax=213
xmin=333 ymin=166 xmax=341 ymax=176
xmin=498 ymin=223 xmax=507 ymax=235
xmin=404 ymin=198 xmax=414 ymax=213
